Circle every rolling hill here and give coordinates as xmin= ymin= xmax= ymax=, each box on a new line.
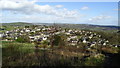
xmin=1 ymin=22 xmax=119 ymax=33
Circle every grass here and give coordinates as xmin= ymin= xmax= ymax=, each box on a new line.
xmin=102 ymin=46 xmax=120 ymax=54
xmin=2 ymin=41 xmax=120 ymax=67
xmin=84 ymin=54 xmax=105 ymax=66
xmin=2 ymin=41 xmax=35 ymax=66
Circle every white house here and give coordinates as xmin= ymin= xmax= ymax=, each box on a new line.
xmin=25 ymin=29 xmax=30 ymax=32
xmin=0 ymin=34 xmax=3 ymax=38
xmin=65 ymin=32 xmax=70 ymax=35
xmin=83 ymin=39 xmax=87 ymax=43
xmin=21 ymin=30 xmax=24 ymax=33
xmin=43 ymin=37 xmax=47 ymax=40
xmin=103 ymin=43 xmax=106 ymax=45
xmin=89 ymin=36 xmax=93 ymax=39
xmin=90 ymin=43 xmax=96 ymax=47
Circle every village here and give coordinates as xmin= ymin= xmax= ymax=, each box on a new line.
xmin=1 ymin=24 xmax=120 ymax=50
xmin=1 ymin=24 xmax=120 ymax=66
xmin=0 ymin=25 xmax=120 ymax=52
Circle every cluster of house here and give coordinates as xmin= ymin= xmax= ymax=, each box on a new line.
xmin=0 ymin=25 xmax=120 ymax=48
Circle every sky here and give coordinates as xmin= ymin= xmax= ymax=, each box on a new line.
xmin=0 ymin=0 xmax=119 ymax=26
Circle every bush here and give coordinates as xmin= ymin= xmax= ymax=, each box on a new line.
xmin=84 ymin=54 xmax=105 ymax=66
xmin=50 ymin=34 xmax=67 ymax=47
xmin=16 ymin=35 xmax=30 ymax=43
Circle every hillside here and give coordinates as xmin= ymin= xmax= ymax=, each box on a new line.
xmin=1 ymin=22 xmax=119 ymax=33
xmin=56 ymin=24 xmax=119 ymax=32
xmin=2 ymin=22 xmax=33 ymax=26
xmin=34 ymin=23 xmax=119 ymax=33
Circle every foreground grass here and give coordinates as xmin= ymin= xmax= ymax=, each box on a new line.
xmin=2 ymin=41 xmax=107 ymax=66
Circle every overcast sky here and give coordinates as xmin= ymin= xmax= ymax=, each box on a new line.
xmin=0 ymin=0 xmax=119 ymax=26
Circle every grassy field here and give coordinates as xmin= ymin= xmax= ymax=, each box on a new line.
xmin=2 ymin=41 xmax=107 ymax=67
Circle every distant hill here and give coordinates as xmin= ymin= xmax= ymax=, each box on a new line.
xmin=1 ymin=22 xmax=119 ymax=32
xmin=2 ymin=22 xmax=33 ymax=26
xmin=50 ymin=23 xmax=119 ymax=32
xmin=89 ymin=25 xmax=120 ymax=29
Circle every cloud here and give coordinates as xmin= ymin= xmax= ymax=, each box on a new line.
xmin=21 ymin=0 xmax=119 ymax=2
xmin=0 ymin=0 xmax=52 ymax=14
xmin=81 ymin=6 xmax=89 ymax=10
xmin=87 ymin=15 xmax=118 ymax=26
xmin=1 ymin=0 xmax=85 ymax=23
xmin=0 ymin=0 xmax=81 ymax=18
xmin=55 ymin=5 xmax=63 ymax=8
xmin=113 ymin=9 xmax=120 ymax=11
xmin=88 ymin=15 xmax=112 ymax=22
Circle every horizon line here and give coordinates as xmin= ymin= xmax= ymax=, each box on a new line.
xmin=1 ymin=22 xmax=119 ymax=26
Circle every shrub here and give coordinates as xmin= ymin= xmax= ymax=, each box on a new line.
xmin=16 ymin=35 xmax=30 ymax=43
xmin=84 ymin=54 xmax=105 ymax=66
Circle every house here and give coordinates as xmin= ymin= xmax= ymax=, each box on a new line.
xmin=83 ymin=39 xmax=87 ymax=43
xmin=68 ymin=30 xmax=72 ymax=32
xmin=89 ymin=36 xmax=93 ymax=39
xmin=103 ymin=43 xmax=106 ymax=46
xmin=37 ymin=29 xmax=41 ymax=31
xmin=105 ymin=40 xmax=109 ymax=43
xmin=70 ymin=36 xmax=77 ymax=39
xmin=31 ymin=30 xmax=35 ymax=33
xmin=61 ymin=30 xmax=65 ymax=33
xmin=55 ymin=32 xmax=60 ymax=34
xmin=43 ymin=37 xmax=47 ymax=40
xmin=71 ymin=43 xmax=76 ymax=46
xmin=65 ymin=32 xmax=71 ymax=35
xmin=6 ymin=31 xmax=9 ymax=34
xmin=29 ymin=36 xmax=35 ymax=41
xmin=82 ymin=31 xmax=85 ymax=32
xmin=90 ymin=43 xmax=96 ymax=47
xmin=98 ymin=35 xmax=101 ymax=38
xmin=112 ymin=45 xmax=120 ymax=48
xmin=0 ymin=34 xmax=3 ymax=38
xmin=20 ymin=30 xmax=24 ymax=33
xmin=67 ymin=38 xmax=71 ymax=41
xmin=25 ymin=29 xmax=30 ymax=32
xmin=15 ymin=37 xmax=18 ymax=39
xmin=77 ymin=46 xmax=79 ymax=48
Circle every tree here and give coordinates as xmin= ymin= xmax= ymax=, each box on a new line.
xmin=52 ymin=34 xmax=61 ymax=46
xmin=42 ymin=40 xmax=49 ymax=49
xmin=25 ymin=26 xmax=29 ymax=28
xmin=15 ymin=35 xmax=30 ymax=43
xmin=50 ymin=34 xmax=67 ymax=48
